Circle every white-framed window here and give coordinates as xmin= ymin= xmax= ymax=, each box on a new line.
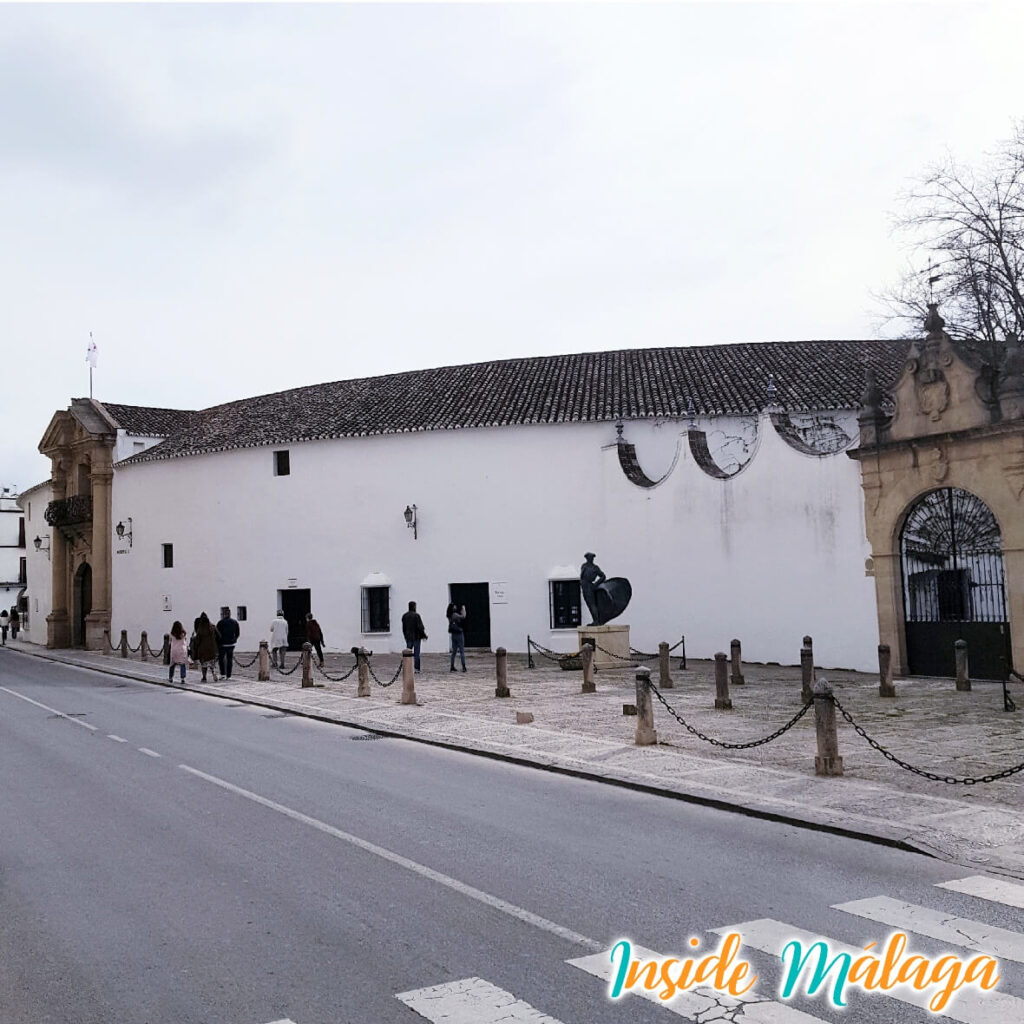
xmin=549 ymin=578 xmax=582 ymax=629
xmin=361 ymin=586 xmax=390 ymax=633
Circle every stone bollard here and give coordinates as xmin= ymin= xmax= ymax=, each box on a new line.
xmin=258 ymin=640 xmax=270 ymax=681
xmin=955 ymin=639 xmax=971 ymax=692
xmin=141 ymin=631 xmax=149 ymax=662
xmin=730 ymin=638 xmax=745 ymax=686
xmin=634 ymin=667 xmax=657 ymax=746
xmin=163 ymin=633 xmax=171 ymax=666
xmin=714 ymin=651 xmax=732 ymax=710
xmin=120 ymin=629 xmax=129 ymax=658
xmin=301 ymin=642 xmax=313 ymax=688
xmin=357 ymin=648 xmax=371 ymax=697
xmin=401 ymin=648 xmax=417 ymax=705
xmin=800 ymin=639 xmax=814 ymax=704
xmin=658 ymin=642 xmax=673 ymax=689
xmin=813 ymin=677 xmax=843 ymax=776
xmin=878 ymin=643 xmax=896 ymax=698
xmin=495 ymin=647 xmax=510 ymax=698
xmin=581 ymin=640 xmax=596 ymax=693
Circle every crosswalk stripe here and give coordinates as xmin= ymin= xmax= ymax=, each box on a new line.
xmin=712 ymin=918 xmax=1024 ymax=1024
xmin=396 ymin=977 xmax=564 ymax=1023
xmin=936 ymin=875 xmax=1024 ymax=909
xmin=567 ymin=944 xmax=829 ymax=1022
xmin=833 ymin=895 xmax=1024 ymax=964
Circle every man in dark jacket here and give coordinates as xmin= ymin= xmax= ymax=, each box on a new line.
xmin=401 ymin=601 xmax=427 ymax=672
xmin=215 ymin=606 xmax=240 ymax=679
xmin=305 ymin=612 xmax=325 ymax=667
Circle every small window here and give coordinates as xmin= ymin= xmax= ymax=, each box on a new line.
xmin=274 ymin=450 xmax=290 ymax=476
xmin=133 ymin=441 xmax=145 ymax=450
xmin=18 ymin=517 xmax=25 ymax=547
xmin=162 ymin=544 xmax=174 ymax=568
xmin=19 ymin=557 xmax=27 ymax=585
xmin=236 ymin=605 xmax=247 ymax=622
xmin=549 ymin=579 xmax=582 ymax=629
xmin=361 ymin=586 xmax=390 ymax=633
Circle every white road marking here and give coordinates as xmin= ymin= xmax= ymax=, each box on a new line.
xmin=107 ymin=734 xmax=127 ymax=743
xmin=262 ymin=1019 xmax=299 ymax=1023
xmin=712 ymin=918 xmax=1023 ymax=1024
xmin=937 ymin=875 xmax=1024 ymax=910
xmin=396 ymin=977 xmax=564 ymax=1023
xmin=0 ymin=686 xmax=98 ymax=730
xmin=568 ymin=943 xmax=828 ymax=1022
xmin=833 ymin=895 xmax=1024 ymax=964
xmin=138 ymin=748 xmax=162 ymax=758
xmin=177 ymin=764 xmax=601 ymax=952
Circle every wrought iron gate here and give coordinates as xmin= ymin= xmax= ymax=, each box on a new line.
xmin=900 ymin=488 xmax=1011 ymax=679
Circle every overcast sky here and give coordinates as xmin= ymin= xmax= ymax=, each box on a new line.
xmin=4 ymin=2 xmax=1022 ymax=492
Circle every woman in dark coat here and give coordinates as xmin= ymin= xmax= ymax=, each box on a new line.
xmin=194 ymin=611 xmax=220 ymax=682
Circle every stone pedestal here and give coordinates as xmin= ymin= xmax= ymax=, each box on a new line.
xmin=577 ymin=624 xmax=630 ymax=670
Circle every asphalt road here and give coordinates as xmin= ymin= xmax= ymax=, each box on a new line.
xmin=1 ymin=648 xmax=1021 ymax=1024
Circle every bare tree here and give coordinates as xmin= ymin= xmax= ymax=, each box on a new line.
xmin=878 ymin=123 xmax=1024 ymax=366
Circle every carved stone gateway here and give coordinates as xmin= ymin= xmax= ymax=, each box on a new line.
xmin=850 ymin=305 xmax=1024 ymax=679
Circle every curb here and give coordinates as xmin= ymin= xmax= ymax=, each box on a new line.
xmin=5 ymin=645 xmax=938 ymax=862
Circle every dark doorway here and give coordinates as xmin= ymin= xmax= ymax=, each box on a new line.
xmin=449 ymin=582 xmax=490 ymax=649
xmin=74 ymin=563 xmax=92 ymax=648
xmin=279 ymin=589 xmax=311 ymax=651
xmin=901 ymin=488 xmax=1011 ymax=680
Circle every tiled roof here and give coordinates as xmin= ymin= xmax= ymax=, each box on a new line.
xmin=116 ymin=340 xmax=910 ymax=464
xmin=102 ymin=403 xmax=198 ymax=437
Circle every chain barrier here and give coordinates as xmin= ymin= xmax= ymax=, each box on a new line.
xmin=591 ymin=641 xmax=642 ymax=663
xmin=527 ymin=639 xmax=583 ymax=662
xmin=233 ymin=650 xmax=259 ymax=668
xmin=145 ymin=636 xmax=167 ymax=659
xmin=271 ymin=659 xmax=302 ymax=676
xmin=648 ymin=679 xmax=815 ymax=749
xmin=369 ymin=661 xmax=403 ymax=688
xmin=629 ymin=638 xmax=686 ymax=659
xmin=314 ymin=658 xmax=359 ymax=682
xmin=831 ymin=695 xmax=1024 ymax=785
xmin=105 ymin=631 xmax=119 ymax=652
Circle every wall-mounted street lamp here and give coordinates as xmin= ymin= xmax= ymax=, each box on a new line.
xmin=403 ymin=504 xmax=418 ymax=540
xmin=115 ymin=517 xmax=133 ymax=548
xmin=33 ymin=535 xmax=51 ymax=560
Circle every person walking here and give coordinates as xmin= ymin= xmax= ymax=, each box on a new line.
xmin=194 ymin=611 xmax=219 ymax=682
xmin=401 ymin=601 xmax=427 ymax=672
xmin=270 ymin=610 xmax=289 ymax=669
xmin=449 ymin=604 xmax=467 ymax=673
xmin=0 ymin=609 xmax=8 ymax=645
xmin=215 ymin=607 xmax=240 ymax=679
xmin=168 ymin=620 xmax=188 ymax=684
xmin=305 ymin=612 xmax=325 ymax=667
xmin=9 ymin=608 xmax=19 ymax=639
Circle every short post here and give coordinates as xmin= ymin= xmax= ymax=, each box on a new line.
xmin=103 ymin=628 xmax=111 ymax=654
xmin=581 ymin=640 xmax=596 ymax=693
xmin=955 ymin=639 xmax=971 ymax=692
xmin=120 ymin=629 xmax=128 ymax=659
xmin=878 ymin=643 xmax=896 ymax=698
xmin=140 ymin=631 xmax=149 ymax=662
xmin=634 ymin=667 xmax=657 ymax=746
xmin=163 ymin=634 xmax=170 ymax=666
xmin=800 ymin=637 xmax=814 ymax=704
xmin=714 ymin=651 xmax=732 ymax=710
xmin=813 ymin=677 xmax=843 ymax=776
xmin=301 ymin=642 xmax=313 ymax=688
xmin=658 ymin=641 xmax=673 ymax=689
xmin=400 ymin=648 xmax=417 ymax=705
xmin=730 ymin=638 xmax=745 ymax=686
xmin=357 ymin=648 xmax=371 ymax=697
xmin=678 ymin=634 xmax=687 ymax=671
xmin=258 ymin=640 xmax=270 ymax=681
xmin=495 ymin=647 xmax=510 ymax=698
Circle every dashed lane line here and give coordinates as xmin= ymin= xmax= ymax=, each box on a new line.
xmin=138 ymin=748 xmax=162 ymax=758
xmin=108 ymin=734 xmax=128 ymax=743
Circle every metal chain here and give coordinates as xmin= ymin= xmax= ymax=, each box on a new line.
xmin=145 ymin=637 xmax=167 ymax=659
xmin=528 ymin=639 xmax=583 ymax=662
xmin=591 ymin=642 xmax=641 ymax=662
xmin=629 ymin=638 xmax=686 ymax=658
xmin=369 ymin=661 xmax=403 ymax=688
xmin=233 ymin=651 xmax=258 ymax=668
xmin=831 ymin=695 xmax=1024 ymax=785
xmin=127 ymin=637 xmax=144 ymax=653
xmin=105 ymin=631 xmax=119 ymax=652
xmin=271 ymin=659 xmax=302 ymax=676
xmin=648 ymin=680 xmax=815 ymax=749
xmin=314 ymin=658 xmax=359 ymax=682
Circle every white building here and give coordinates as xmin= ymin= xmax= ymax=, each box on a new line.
xmin=0 ymin=486 xmax=26 ymax=624
xmin=77 ymin=339 xmax=905 ymax=671
xmin=16 ymin=479 xmax=54 ymax=643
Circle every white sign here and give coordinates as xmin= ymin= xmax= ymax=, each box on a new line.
xmin=162 ymin=595 xmax=172 ymax=611
xmin=490 ymin=582 xmax=508 ymax=605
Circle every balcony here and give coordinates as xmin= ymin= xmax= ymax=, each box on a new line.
xmin=45 ymin=495 xmax=93 ymax=541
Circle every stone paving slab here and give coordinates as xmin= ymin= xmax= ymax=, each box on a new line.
xmin=6 ymin=641 xmax=1024 ymax=879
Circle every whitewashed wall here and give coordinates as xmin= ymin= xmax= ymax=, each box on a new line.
xmin=110 ymin=413 xmax=879 ymax=670
xmin=15 ymin=482 xmax=52 ymax=643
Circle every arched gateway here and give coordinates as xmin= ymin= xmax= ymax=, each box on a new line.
xmin=900 ymin=488 xmax=1010 ymax=679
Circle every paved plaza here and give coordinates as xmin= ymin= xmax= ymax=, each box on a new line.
xmin=7 ymin=639 xmax=1024 ymax=879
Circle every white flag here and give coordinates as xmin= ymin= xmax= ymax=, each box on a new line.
xmin=86 ymin=336 xmax=98 ymax=368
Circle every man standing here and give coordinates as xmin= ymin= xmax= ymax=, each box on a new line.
xmin=401 ymin=601 xmax=427 ymax=672
xmin=580 ymin=552 xmax=607 ymax=625
xmin=215 ymin=606 xmax=240 ymax=679
xmin=449 ymin=604 xmax=467 ymax=673
xmin=270 ymin=610 xmax=290 ymax=670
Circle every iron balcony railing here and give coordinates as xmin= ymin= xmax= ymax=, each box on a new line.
xmin=44 ymin=495 xmax=93 ymax=528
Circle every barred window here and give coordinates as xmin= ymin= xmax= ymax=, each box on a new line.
xmin=361 ymin=586 xmax=390 ymax=633
xmin=549 ymin=579 xmax=581 ymax=629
